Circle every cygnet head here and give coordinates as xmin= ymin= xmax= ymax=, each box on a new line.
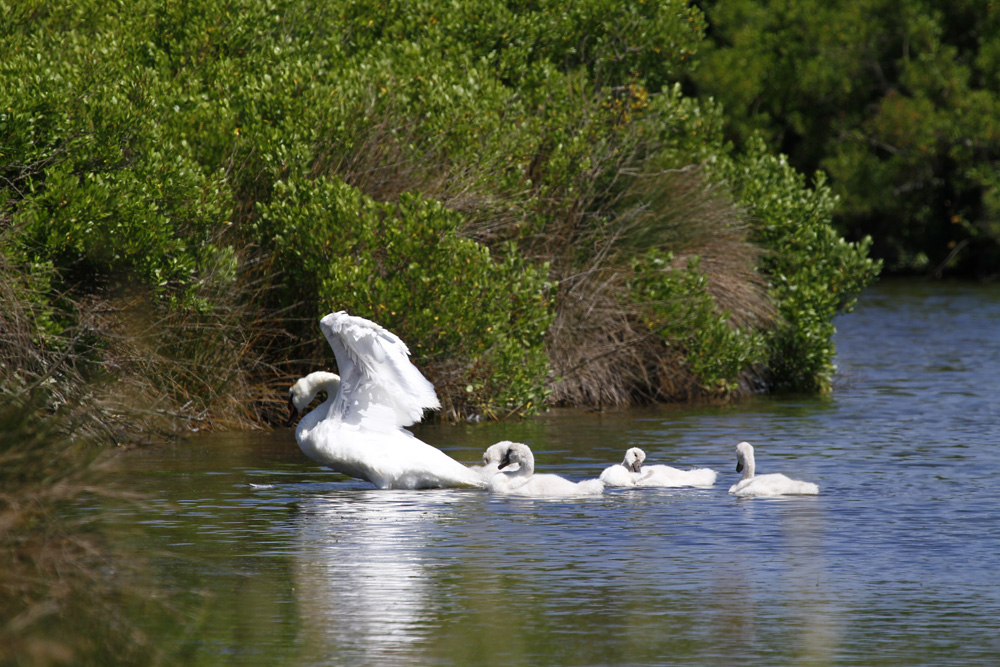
xmin=623 ymin=447 xmax=646 ymax=473
xmin=735 ymin=441 xmax=755 ymax=475
xmin=498 ymin=442 xmax=534 ymax=474
xmin=286 ymin=371 xmax=341 ymax=427
xmin=483 ymin=441 xmax=515 ymax=465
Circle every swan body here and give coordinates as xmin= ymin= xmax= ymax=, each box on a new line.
xmin=598 ymin=460 xmax=637 ymax=488
xmin=288 ymin=312 xmax=484 ymax=490
xmin=600 ymin=447 xmax=717 ymax=488
xmin=728 ymin=441 xmax=819 ymax=497
xmin=469 ymin=441 xmax=520 ymax=482
xmin=489 ymin=443 xmax=604 ymax=497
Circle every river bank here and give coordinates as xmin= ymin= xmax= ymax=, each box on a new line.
xmin=4 ymin=278 xmax=1000 ymax=664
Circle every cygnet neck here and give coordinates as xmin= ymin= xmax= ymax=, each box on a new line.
xmin=736 ymin=442 xmax=756 ymax=480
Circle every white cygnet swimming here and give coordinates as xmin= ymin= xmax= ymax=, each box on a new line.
xmin=287 ymin=312 xmax=485 ymax=490
xmin=728 ymin=441 xmax=819 ymax=497
xmin=489 ymin=442 xmax=604 ymax=497
xmin=469 ymin=441 xmax=520 ymax=482
xmin=600 ymin=447 xmax=717 ymax=488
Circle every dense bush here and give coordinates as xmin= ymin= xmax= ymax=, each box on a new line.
xmin=1 ymin=0 xmax=879 ymax=422
xmin=256 ymin=176 xmax=553 ymax=418
xmin=719 ymin=138 xmax=881 ymax=391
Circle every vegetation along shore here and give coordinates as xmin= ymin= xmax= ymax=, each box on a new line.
xmin=10 ymin=0 xmax=998 ymax=662
xmin=2 ymin=0 xmax=884 ymax=433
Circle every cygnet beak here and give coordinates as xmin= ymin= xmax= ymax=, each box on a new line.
xmin=285 ymin=398 xmax=298 ymax=428
xmin=497 ymin=451 xmax=513 ymax=470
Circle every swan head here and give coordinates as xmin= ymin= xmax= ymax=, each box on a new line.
xmin=483 ymin=441 xmax=515 ymax=465
xmin=623 ymin=447 xmax=645 ymax=473
xmin=498 ymin=442 xmax=534 ymax=474
xmin=286 ymin=371 xmax=341 ymax=427
xmin=735 ymin=441 xmax=755 ymax=475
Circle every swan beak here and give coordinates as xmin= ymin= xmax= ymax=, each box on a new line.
xmin=285 ymin=398 xmax=298 ymax=428
xmin=629 ymin=462 xmax=642 ymax=473
xmin=736 ymin=460 xmax=744 ymax=473
xmin=497 ymin=452 xmax=513 ymax=470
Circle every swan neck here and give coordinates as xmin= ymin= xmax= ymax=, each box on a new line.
xmin=510 ymin=452 xmax=534 ymax=477
xmin=293 ymin=371 xmax=341 ymax=414
xmin=316 ymin=378 xmax=341 ymax=404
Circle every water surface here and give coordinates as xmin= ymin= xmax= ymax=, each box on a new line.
xmin=102 ymin=280 xmax=1000 ymax=666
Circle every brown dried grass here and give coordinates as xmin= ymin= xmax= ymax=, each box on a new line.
xmin=538 ymin=166 xmax=775 ymax=408
xmin=0 ymin=263 xmax=151 ymax=664
xmin=298 ymin=93 xmax=777 ymax=410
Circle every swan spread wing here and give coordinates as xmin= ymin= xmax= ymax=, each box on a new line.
xmin=320 ymin=311 xmax=440 ymax=430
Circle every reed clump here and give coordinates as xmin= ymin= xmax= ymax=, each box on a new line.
xmin=0 ymin=261 xmax=152 ymax=664
xmin=544 ymin=166 xmax=774 ymax=407
xmin=0 ymin=393 xmax=158 ymax=666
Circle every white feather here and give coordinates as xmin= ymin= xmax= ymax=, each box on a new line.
xmin=600 ymin=447 xmax=717 ymax=488
xmin=488 ymin=443 xmax=604 ymax=497
xmin=319 ymin=311 xmax=440 ymax=430
xmin=728 ymin=441 xmax=819 ymax=497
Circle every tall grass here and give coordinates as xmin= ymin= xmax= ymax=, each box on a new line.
xmin=80 ymin=262 xmax=293 ymax=433
xmin=0 ymin=232 xmax=275 ymax=664
xmin=0 ymin=393 xmax=161 ymax=666
xmin=285 ymin=82 xmax=775 ymax=410
xmin=0 ymin=256 xmax=153 ymax=664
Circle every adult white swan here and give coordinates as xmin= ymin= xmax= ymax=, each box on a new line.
xmin=488 ymin=442 xmax=604 ymax=497
xmin=728 ymin=441 xmax=819 ymax=497
xmin=600 ymin=447 xmax=717 ymax=488
xmin=287 ymin=312 xmax=485 ymax=490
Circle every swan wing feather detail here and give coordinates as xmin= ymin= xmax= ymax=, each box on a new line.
xmin=320 ymin=311 xmax=440 ymax=429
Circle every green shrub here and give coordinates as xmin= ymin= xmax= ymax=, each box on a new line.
xmin=0 ymin=0 xmax=880 ymax=419
xmin=255 ymin=175 xmax=552 ymax=418
xmin=1 ymin=0 xmax=237 ymax=307
xmin=718 ymin=137 xmax=882 ymax=391
xmin=630 ymin=250 xmax=769 ymax=398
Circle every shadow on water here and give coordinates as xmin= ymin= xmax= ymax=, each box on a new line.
xmin=88 ymin=279 xmax=1000 ymax=665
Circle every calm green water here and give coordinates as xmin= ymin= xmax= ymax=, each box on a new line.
xmin=98 ymin=280 xmax=1000 ymax=666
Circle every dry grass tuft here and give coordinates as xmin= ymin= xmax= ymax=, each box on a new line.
xmin=0 ymin=391 xmax=162 ymax=666
xmin=543 ymin=166 xmax=775 ymax=407
xmin=621 ymin=167 xmax=775 ymax=329
xmin=82 ymin=271 xmax=290 ymax=435
xmin=300 ymin=97 xmax=777 ymax=411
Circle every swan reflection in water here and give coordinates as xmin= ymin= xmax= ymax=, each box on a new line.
xmin=291 ymin=488 xmax=456 ymax=663
xmin=713 ymin=476 xmax=834 ymax=663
